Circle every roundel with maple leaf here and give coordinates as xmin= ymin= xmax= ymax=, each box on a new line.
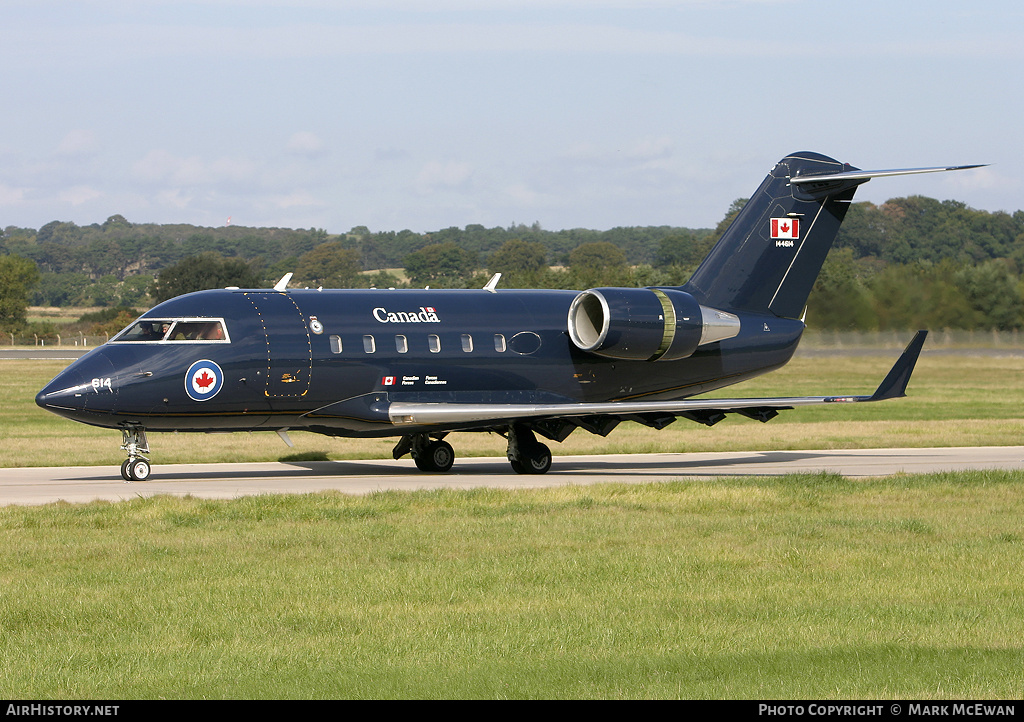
xmin=185 ymin=359 xmax=224 ymax=402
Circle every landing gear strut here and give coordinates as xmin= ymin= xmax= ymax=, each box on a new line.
xmin=393 ymin=433 xmax=455 ymax=473
xmin=120 ymin=426 xmax=151 ymax=482
xmin=507 ymin=424 xmax=552 ymax=475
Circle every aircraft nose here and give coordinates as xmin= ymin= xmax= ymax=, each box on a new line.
xmin=36 ymin=373 xmax=92 ymax=410
xmin=36 ymin=351 xmax=118 ymax=418
xmin=36 ymin=379 xmax=89 ymax=411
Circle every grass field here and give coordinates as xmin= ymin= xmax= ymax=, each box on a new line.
xmin=3 ymin=352 xmax=1022 ymax=468
xmin=0 ymin=474 xmax=1022 ymax=698
xmin=2 ymin=352 xmax=1023 ymax=698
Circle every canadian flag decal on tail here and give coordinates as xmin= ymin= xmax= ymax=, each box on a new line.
xmin=771 ymin=218 xmax=799 ymax=240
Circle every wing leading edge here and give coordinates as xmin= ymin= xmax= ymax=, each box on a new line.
xmin=387 ymin=331 xmax=928 ymax=427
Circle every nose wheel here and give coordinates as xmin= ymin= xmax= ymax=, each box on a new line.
xmin=121 ymin=457 xmax=151 ymax=482
xmin=120 ymin=426 xmax=151 ymax=482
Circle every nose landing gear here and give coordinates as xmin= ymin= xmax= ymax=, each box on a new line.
xmin=120 ymin=426 xmax=151 ymax=482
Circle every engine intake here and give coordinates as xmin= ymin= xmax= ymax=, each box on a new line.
xmin=567 ymin=287 xmax=740 ymax=361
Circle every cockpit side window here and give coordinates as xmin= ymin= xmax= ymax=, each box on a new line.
xmin=115 ymin=319 xmax=173 ymax=342
xmin=113 ymin=318 xmax=230 ymax=343
xmin=169 ymin=321 xmax=226 ymax=341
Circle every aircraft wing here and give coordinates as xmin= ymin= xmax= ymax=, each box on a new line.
xmin=388 ymin=330 xmax=927 ymax=428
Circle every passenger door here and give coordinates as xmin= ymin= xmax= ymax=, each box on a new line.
xmin=243 ymin=292 xmax=313 ymax=398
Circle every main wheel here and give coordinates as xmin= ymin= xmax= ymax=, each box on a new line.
xmin=127 ymin=458 xmax=151 ymax=481
xmin=515 ymin=442 xmax=551 ymax=475
xmin=120 ymin=459 xmax=133 ymax=482
xmin=415 ymin=440 xmax=455 ymax=473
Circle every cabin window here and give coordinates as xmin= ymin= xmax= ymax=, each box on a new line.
xmin=428 ymin=334 xmax=441 ymax=353
xmin=461 ymin=334 xmax=473 ymax=353
xmin=494 ymin=334 xmax=506 ymax=352
xmin=330 ymin=335 xmax=343 ymax=354
xmin=363 ymin=335 xmax=376 ymax=353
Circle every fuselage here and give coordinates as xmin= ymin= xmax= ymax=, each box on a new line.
xmin=36 ymin=287 xmax=805 ymax=438
xmin=34 ymin=152 xmax=975 ymax=482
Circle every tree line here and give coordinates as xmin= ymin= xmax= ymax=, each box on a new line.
xmin=2 ymin=194 xmax=1024 ymax=338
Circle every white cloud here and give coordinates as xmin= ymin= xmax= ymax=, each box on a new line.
xmin=16 ymin=17 xmax=1022 ymax=66
xmin=415 ymin=160 xmax=473 ymax=194
xmin=286 ymin=131 xmax=327 ymax=158
xmin=626 ymin=136 xmax=674 ymax=163
xmin=58 ymin=185 xmax=103 ymax=206
xmin=132 ymin=150 xmax=196 ymax=184
xmin=272 ymin=190 xmax=321 ymax=209
xmin=132 ymin=149 xmax=260 ymax=187
xmin=374 ymin=147 xmax=411 ymax=162
xmin=0 ymin=183 xmax=27 ymax=206
xmin=503 ymin=182 xmax=557 ymax=209
xmin=561 ymin=136 xmax=674 ymax=168
xmin=950 ymin=165 xmax=1004 ymax=192
xmin=155 ymin=188 xmax=194 ymax=210
xmin=54 ymin=130 xmax=100 ymax=158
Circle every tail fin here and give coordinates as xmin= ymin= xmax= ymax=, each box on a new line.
xmin=682 ymin=152 xmax=985 ymax=319
xmin=682 ymin=151 xmax=859 ymax=319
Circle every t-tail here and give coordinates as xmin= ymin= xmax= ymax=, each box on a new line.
xmin=567 ymin=152 xmax=982 ymax=363
xmin=682 ymin=151 xmax=984 ymax=319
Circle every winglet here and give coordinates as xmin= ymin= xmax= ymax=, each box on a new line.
xmin=868 ymin=330 xmax=928 ymax=401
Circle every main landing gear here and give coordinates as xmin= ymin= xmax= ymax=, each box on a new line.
xmin=506 ymin=425 xmax=552 ymax=475
xmin=392 ymin=433 xmax=455 ymax=472
xmin=393 ymin=425 xmax=552 ymax=475
xmin=120 ymin=426 xmax=151 ymax=482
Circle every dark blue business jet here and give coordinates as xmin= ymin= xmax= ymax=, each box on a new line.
xmin=37 ymin=152 xmax=982 ymax=481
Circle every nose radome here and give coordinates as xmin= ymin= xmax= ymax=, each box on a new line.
xmin=35 ymin=350 xmax=118 ymax=416
xmin=35 ymin=377 xmax=93 ymax=409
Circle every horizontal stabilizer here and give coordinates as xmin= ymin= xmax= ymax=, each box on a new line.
xmin=791 ymin=164 xmax=986 ymax=185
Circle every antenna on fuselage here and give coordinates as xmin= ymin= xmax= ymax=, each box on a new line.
xmin=273 ymin=273 xmax=293 ymax=292
xmin=483 ymin=273 xmax=502 ymax=293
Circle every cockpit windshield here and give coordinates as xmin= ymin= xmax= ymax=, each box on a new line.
xmin=113 ymin=318 xmax=230 ymax=343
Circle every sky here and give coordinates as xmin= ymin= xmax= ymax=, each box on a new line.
xmin=1 ymin=0 xmax=1021 ymax=235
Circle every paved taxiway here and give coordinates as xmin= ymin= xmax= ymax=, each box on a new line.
xmin=1 ymin=446 xmax=1022 ymax=507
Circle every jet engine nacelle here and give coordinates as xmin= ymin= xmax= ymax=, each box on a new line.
xmin=567 ymin=287 xmax=740 ymax=361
